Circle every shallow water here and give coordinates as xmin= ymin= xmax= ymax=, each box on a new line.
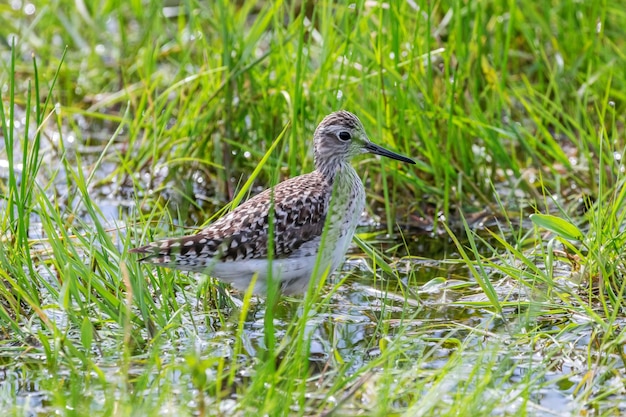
xmin=0 ymin=254 xmax=619 ymax=416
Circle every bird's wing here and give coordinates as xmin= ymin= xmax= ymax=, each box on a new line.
xmin=130 ymin=171 xmax=330 ymax=264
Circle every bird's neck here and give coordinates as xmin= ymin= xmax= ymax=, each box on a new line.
xmin=315 ymin=156 xmax=355 ymax=184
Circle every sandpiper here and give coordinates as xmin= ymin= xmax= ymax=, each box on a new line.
xmin=130 ymin=111 xmax=415 ymax=295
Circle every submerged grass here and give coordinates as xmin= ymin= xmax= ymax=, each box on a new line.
xmin=1 ymin=0 xmax=626 ymax=416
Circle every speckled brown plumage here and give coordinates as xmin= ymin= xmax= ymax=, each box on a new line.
xmin=131 ymin=171 xmax=330 ymax=264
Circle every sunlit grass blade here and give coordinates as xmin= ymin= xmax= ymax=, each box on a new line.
xmin=530 ymin=213 xmax=584 ymax=241
xmin=444 ymin=215 xmax=502 ymax=316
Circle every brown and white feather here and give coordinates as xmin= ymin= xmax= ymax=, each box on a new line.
xmin=130 ymin=171 xmax=331 ymax=267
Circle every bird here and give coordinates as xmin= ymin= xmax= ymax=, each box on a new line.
xmin=130 ymin=111 xmax=415 ymax=295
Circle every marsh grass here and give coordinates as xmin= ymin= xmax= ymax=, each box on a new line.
xmin=1 ymin=0 xmax=626 ymax=416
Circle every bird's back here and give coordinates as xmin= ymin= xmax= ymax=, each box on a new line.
xmin=130 ymin=171 xmax=332 ymax=270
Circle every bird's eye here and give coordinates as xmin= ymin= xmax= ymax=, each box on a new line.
xmin=338 ymin=131 xmax=351 ymax=141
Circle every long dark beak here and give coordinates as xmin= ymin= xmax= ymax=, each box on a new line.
xmin=365 ymin=142 xmax=416 ymax=164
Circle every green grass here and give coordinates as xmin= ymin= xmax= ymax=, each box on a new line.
xmin=1 ymin=0 xmax=626 ymax=416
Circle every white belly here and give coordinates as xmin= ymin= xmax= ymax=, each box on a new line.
xmin=206 ymin=216 xmax=359 ymax=295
